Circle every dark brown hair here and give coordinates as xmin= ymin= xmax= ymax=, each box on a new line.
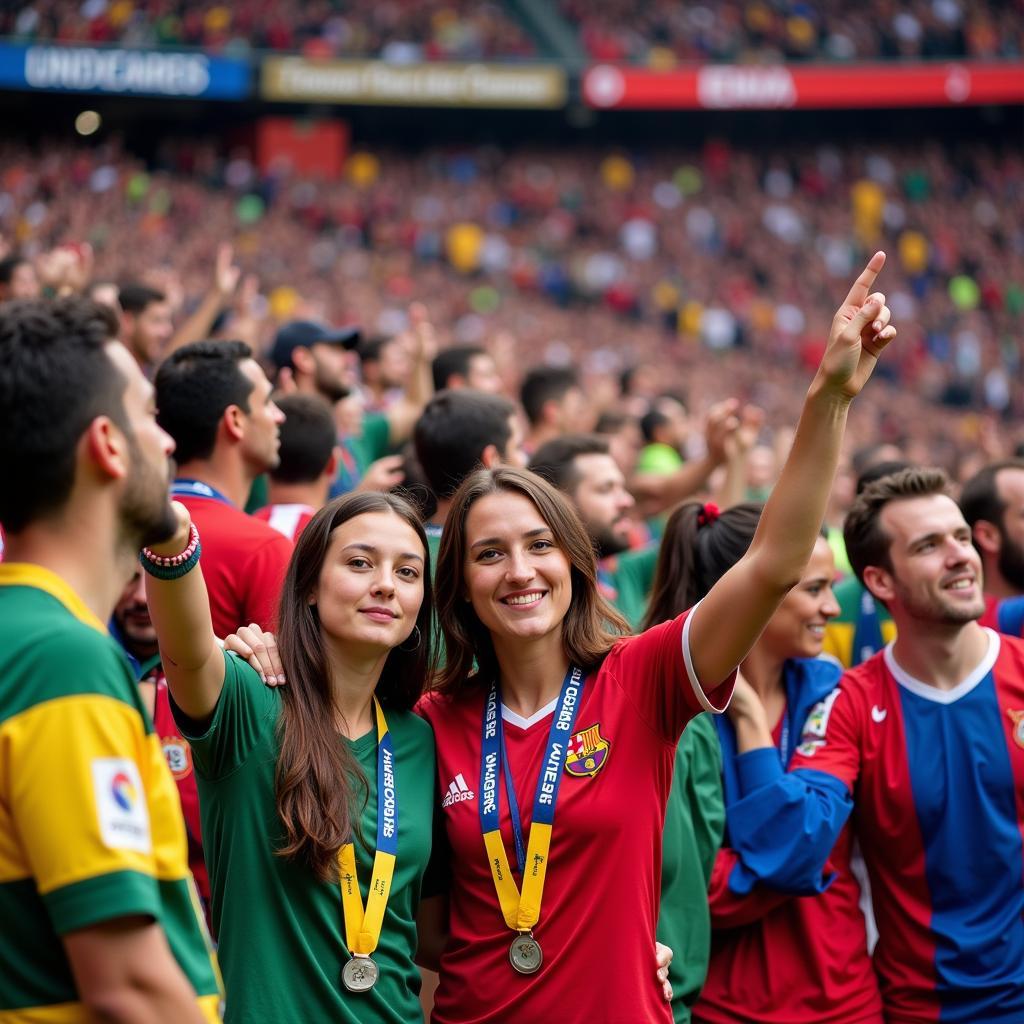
xmin=275 ymin=491 xmax=435 ymax=881
xmin=434 ymin=466 xmax=628 ymax=694
xmin=641 ymin=502 xmax=764 ymax=630
xmin=844 ymin=467 xmax=951 ymax=586
xmin=959 ymin=458 xmax=1024 ymax=531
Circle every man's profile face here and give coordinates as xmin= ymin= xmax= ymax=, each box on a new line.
xmin=238 ymin=359 xmax=285 ymax=474
xmin=880 ymin=494 xmax=986 ymax=625
xmin=310 ymin=342 xmax=353 ymax=404
xmin=571 ymin=453 xmax=634 ymax=558
xmin=106 ymin=341 xmax=178 ymax=547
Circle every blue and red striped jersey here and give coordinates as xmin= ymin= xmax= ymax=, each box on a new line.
xmin=788 ymin=628 xmax=1024 ymax=1024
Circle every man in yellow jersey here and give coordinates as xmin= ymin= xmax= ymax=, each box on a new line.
xmin=0 ymin=297 xmax=221 ymax=1022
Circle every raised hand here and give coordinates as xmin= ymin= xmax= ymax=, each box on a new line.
xmin=817 ymin=251 xmax=897 ymax=402
xmin=214 ymin=243 xmax=242 ymax=300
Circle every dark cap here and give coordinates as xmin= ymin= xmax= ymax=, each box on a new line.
xmin=269 ymin=320 xmax=361 ymax=369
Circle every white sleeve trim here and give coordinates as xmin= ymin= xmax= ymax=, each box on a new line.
xmin=681 ymin=600 xmax=733 ymax=715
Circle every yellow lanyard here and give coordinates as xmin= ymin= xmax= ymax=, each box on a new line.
xmin=337 ymin=698 xmax=397 ymax=957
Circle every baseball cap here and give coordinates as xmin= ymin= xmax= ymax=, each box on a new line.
xmin=270 ymin=320 xmax=362 ymax=369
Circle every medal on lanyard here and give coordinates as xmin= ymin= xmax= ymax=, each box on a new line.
xmin=338 ymin=698 xmax=398 ymax=993
xmin=479 ymin=666 xmax=584 ymax=975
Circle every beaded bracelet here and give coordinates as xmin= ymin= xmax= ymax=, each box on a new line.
xmin=140 ymin=523 xmax=202 ymax=581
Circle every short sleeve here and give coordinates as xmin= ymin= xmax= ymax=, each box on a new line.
xmin=240 ymin=533 xmax=292 ymax=632
xmin=171 ymin=650 xmax=279 ymax=781
xmin=5 ymin=679 xmax=162 ymax=933
xmin=604 ymin=607 xmax=736 ymax=745
xmin=788 ymin=685 xmax=862 ymax=790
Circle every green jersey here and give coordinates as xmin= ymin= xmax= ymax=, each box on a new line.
xmin=178 ymin=651 xmax=438 ymax=1023
xmin=599 ymin=545 xmax=659 ymax=630
xmin=0 ymin=564 xmax=221 ymax=1023
xmin=658 ymin=714 xmax=725 ymax=1023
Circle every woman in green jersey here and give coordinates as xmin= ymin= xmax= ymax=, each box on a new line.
xmin=144 ymin=491 xmax=441 ymax=1024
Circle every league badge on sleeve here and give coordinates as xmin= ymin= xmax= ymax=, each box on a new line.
xmin=1008 ymin=708 xmax=1024 ymax=750
xmin=564 ymin=724 xmax=610 ymax=778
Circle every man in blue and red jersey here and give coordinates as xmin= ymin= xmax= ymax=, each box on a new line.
xmin=155 ymin=340 xmax=292 ymax=637
xmin=780 ymin=466 xmax=1024 ymax=1024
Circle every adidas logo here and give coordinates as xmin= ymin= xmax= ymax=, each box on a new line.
xmin=442 ymin=773 xmax=475 ymax=807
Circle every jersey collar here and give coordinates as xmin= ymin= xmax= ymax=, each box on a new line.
xmin=0 ymin=563 xmax=108 ymax=635
xmin=884 ymin=627 xmax=999 ymax=705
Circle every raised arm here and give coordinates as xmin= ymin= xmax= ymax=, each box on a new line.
xmin=143 ymin=501 xmax=226 ymax=720
xmin=688 ymin=252 xmax=896 ymax=687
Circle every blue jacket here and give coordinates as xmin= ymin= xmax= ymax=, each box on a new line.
xmin=714 ymin=657 xmax=853 ymax=897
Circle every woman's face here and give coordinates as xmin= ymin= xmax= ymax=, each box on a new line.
xmin=312 ymin=510 xmax=425 ymax=655
xmin=462 ymin=490 xmax=572 ymax=648
xmin=759 ymin=537 xmax=840 ymax=661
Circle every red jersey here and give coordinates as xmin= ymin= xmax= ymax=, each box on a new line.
xmin=175 ymin=486 xmax=292 ymax=639
xmin=252 ymin=503 xmax=316 ymax=543
xmin=141 ymin=662 xmax=210 ymax=908
xmin=417 ymin=610 xmax=734 ymax=1024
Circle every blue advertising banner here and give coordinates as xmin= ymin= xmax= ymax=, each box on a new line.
xmin=0 ymin=42 xmax=250 ymax=99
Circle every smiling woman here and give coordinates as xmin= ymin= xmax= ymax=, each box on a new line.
xmin=142 ymin=491 xmax=441 ymax=1024
xmin=417 ymin=254 xmax=898 ymax=1024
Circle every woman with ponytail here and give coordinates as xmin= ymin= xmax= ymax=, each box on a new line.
xmin=144 ymin=491 xmax=440 ymax=1023
xmin=646 ymin=501 xmax=882 ymax=1024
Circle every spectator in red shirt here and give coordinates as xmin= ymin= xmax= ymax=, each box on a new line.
xmin=155 ymin=340 xmax=292 ymax=637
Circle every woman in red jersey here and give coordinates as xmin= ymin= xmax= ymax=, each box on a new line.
xmin=644 ymin=506 xmax=882 ymax=1024
xmin=414 ymin=255 xmax=896 ymax=1024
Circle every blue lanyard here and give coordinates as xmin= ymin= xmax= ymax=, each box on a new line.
xmin=376 ymin=710 xmax=398 ymax=858
xmin=171 ymin=478 xmax=234 ymax=507
xmin=480 ymin=665 xmax=584 ymax=875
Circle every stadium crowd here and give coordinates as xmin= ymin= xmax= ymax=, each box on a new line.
xmin=563 ymin=0 xmax=1024 ymax=65
xmin=2 ymin=135 xmax=1022 ymax=472
xmin=4 ymin=0 xmax=1023 ymax=64
xmin=0 ymin=0 xmax=536 ymax=60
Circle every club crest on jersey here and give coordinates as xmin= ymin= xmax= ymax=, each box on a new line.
xmin=1008 ymin=708 xmax=1024 ymax=750
xmin=162 ymin=736 xmax=193 ymax=780
xmin=564 ymin=723 xmax=610 ymax=778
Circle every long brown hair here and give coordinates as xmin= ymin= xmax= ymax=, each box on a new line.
xmin=274 ymin=492 xmax=435 ymax=881
xmin=641 ymin=502 xmax=763 ymax=631
xmin=435 ymin=466 xmax=628 ymax=695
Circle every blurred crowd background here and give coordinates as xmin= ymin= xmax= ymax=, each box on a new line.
xmin=3 ymin=0 xmax=1023 ymax=62
xmin=1 ymin=0 xmax=1021 ymax=492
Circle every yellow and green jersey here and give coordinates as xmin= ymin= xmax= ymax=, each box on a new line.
xmin=0 ymin=563 xmax=222 ymax=1023
xmin=822 ymin=573 xmax=896 ymax=669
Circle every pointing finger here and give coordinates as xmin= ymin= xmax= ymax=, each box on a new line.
xmin=842 ymin=251 xmax=885 ymax=310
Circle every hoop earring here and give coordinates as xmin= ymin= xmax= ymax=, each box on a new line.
xmin=398 ymin=625 xmax=422 ymax=652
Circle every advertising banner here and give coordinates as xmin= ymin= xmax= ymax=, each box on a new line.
xmin=0 ymin=42 xmax=250 ymax=99
xmin=261 ymin=58 xmax=566 ymax=108
xmin=583 ymin=62 xmax=1024 ymax=111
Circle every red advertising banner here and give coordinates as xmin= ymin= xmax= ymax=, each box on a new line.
xmin=582 ymin=62 xmax=1024 ymax=111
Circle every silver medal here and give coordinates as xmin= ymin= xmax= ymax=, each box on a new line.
xmin=342 ymin=955 xmax=379 ymax=992
xmin=509 ymin=933 xmax=543 ymax=974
